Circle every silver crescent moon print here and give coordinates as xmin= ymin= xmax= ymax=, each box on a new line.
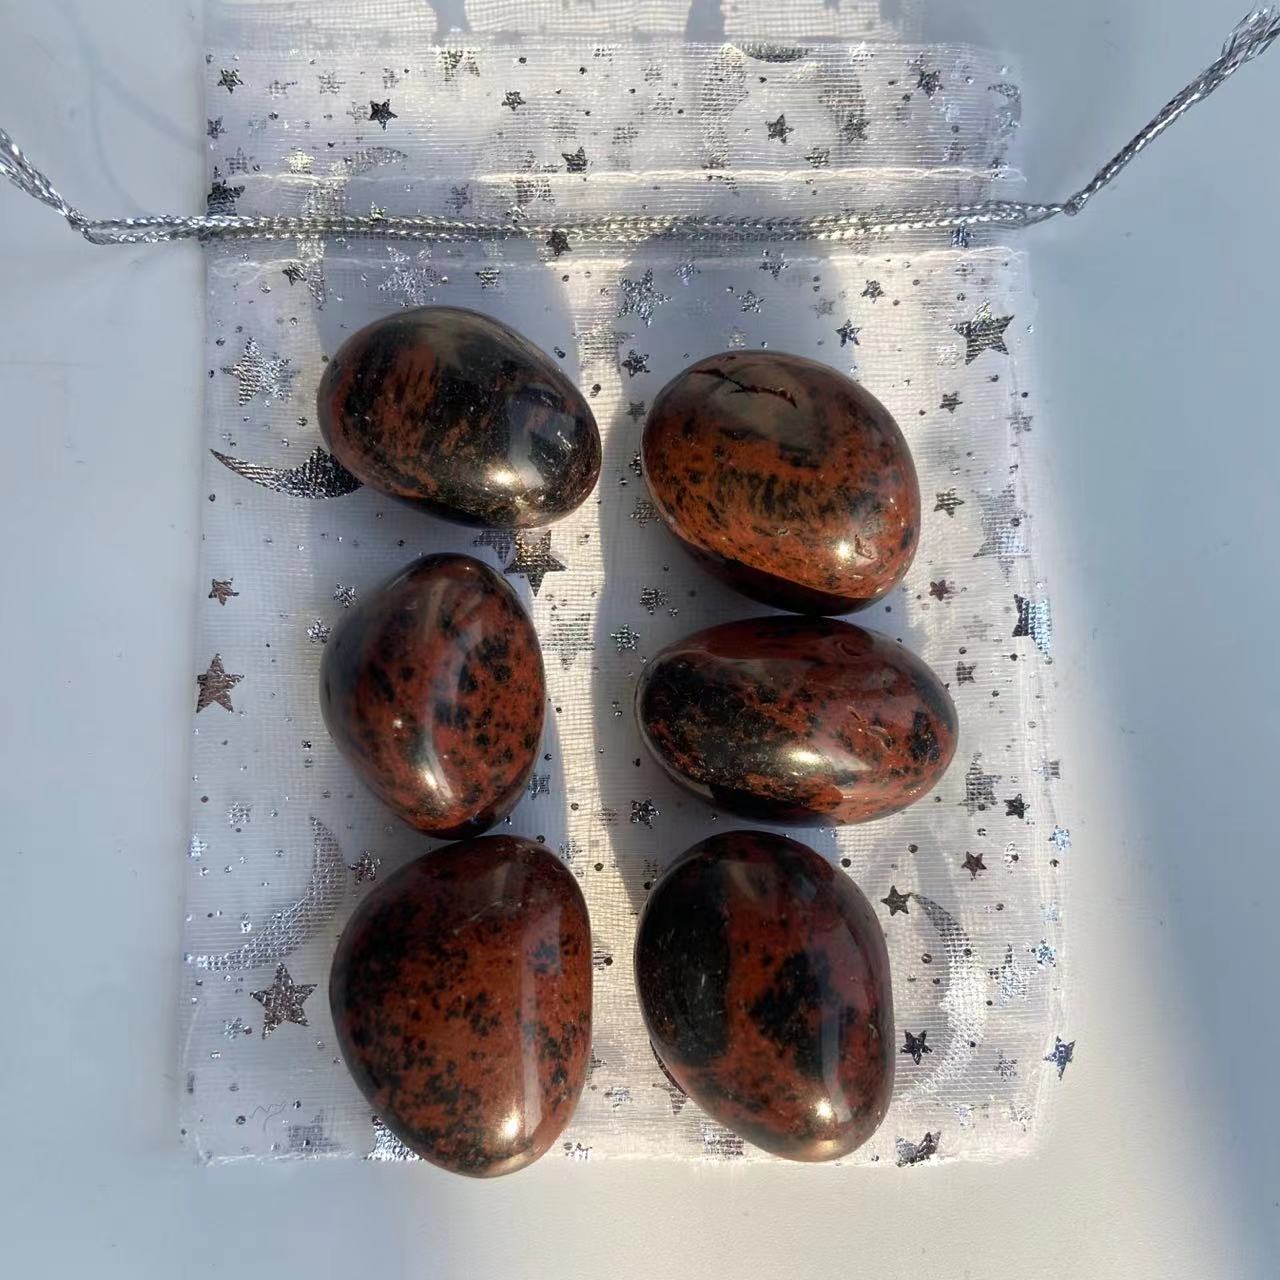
xmin=211 ymin=446 xmax=362 ymax=498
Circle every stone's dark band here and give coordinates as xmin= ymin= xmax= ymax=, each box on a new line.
xmin=637 ymin=616 xmax=957 ymax=826
xmin=318 ymin=306 xmax=601 ymax=528
xmin=321 ymin=553 xmax=544 ymax=837
xmin=635 ymin=831 xmax=894 ymax=1161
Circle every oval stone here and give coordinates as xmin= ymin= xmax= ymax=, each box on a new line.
xmin=637 ymin=616 xmax=956 ymax=825
xmin=635 ymin=830 xmax=893 ymax=1161
xmin=642 ymin=350 xmax=920 ymax=613
xmin=317 ymin=306 xmax=601 ymax=527
xmin=320 ymin=553 xmax=544 ymax=837
xmin=331 ymin=836 xmax=592 ymax=1177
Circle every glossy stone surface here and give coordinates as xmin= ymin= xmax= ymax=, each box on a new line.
xmin=637 ymin=616 xmax=956 ymax=825
xmin=636 ymin=831 xmax=893 ymax=1161
xmin=331 ymin=836 xmax=592 ymax=1177
xmin=320 ymin=554 xmax=544 ymax=837
xmin=642 ymin=350 xmax=920 ymax=613
xmin=318 ymin=306 xmax=601 ymax=527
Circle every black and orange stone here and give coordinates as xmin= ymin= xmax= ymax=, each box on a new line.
xmin=637 ymin=616 xmax=957 ymax=825
xmin=642 ymin=350 xmax=920 ymax=613
xmin=331 ymin=836 xmax=592 ymax=1177
xmin=635 ymin=831 xmax=893 ymax=1161
xmin=320 ymin=553 xmax=544 ymax=837
xmin=318 ymin=306 xmax=601 ymax=527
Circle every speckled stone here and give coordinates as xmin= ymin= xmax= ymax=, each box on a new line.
xmin=637 ymin=616 xmax=956 ymax=825
xmin=320 ymin=553 xmax=544 ymax=837
xmin=635 ymin=830 xmax=893 ymax=1161
xmin=331 ymin=836 xmax=592 ymax=1177
xmin=642 ymin=351 xmax=920 ymax=613
xmin=317 ymin=306 xmax=601 ymax=527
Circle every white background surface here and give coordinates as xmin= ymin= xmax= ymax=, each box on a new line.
xmin=1 ymin=1 xmax=1277 ymax=1276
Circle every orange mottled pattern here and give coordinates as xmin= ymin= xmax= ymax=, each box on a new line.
xmin=642 ymin=351 xmax=920 ymax=614
xmin=331 ymin=837 xmax=592 ymax=1177
xmin=637 ymin=616 xmax=957 ymax=826
xmin=636 ymin=831 xmax=893 ymax=1161
xmin=321 ymin=554 xmax=544 ymax=838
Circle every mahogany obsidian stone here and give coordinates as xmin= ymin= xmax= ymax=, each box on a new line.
xmin=330 ymin=836 xmax=592 ymax=1178
xmin=635 ymin=831 xmax=893 ymax=1161
xmin=642 ymin=350 xmax=920 ymax=613
xmin=320 ymin=553 xmax=544 ymax=838
xmin=637 ymin=616 xmax=957 ymax=825
xmin=317 ymin=306 xmax=601 ymax=527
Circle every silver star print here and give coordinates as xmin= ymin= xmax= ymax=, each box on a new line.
xmin=196 ymin=654 xmax=242 ymax=713
xmin=631 ymin=799 xmax=659 ymax=827
xmin=896 ymin=1132 xmax=940 ymax=1166
xmin=546 ymin=229 xmax=571 ymax=258
xmin=673 ymin=261 xmax=700 ymax=286
xmin=974 ymin=485 xmax=1028 ymax=575
xmin=544 ymin=613 xmax=594 ymax=670
xmin=221 ymin=338 xmax=296 ymax=405
xmin=631 ymin=499 xmax=658 ymax=527
xmin=935 ymin=488 xmax=965 ymax=516
xmin=379 ymin=250 xmax=444 ymax=307
xmin=955 ymin=303 xmax=1014 ymax=364
xmin=1013 ymin=593 xmax=1053 ymax=655
xmin=805 ymin=146 xmax=831 ymax=168
xmin=912 ymin=56 xmax=943 ymax=97
xmin=621 ymin=350 xmax=650 ymax=377
xmin=862 ymin=280 xmax=885 ymax=302
xmin=952 ymin=224 xmax=973 ymax=248
xmin=207 ymin=117 xmax=224 ymax=140
xmin=901 ymin=1030 xmax=932 ymax=1064
xmin=1045 ymin=1036 xmax=1075 ymax=1078
xmin=988 ymin=945 xmax=1031 ymax=1006
xmin=956 ymin=661 xmax=976 ymax=684
xmin=475 ymin=267 xmax=502 ymax=290
xmin=738 ymin=289 xmax=765 ymax=313
xmin=502 ymin=90 xmax=525 ymax=110
xmin=1049 ymin=826 xmax=1071 ymax=852
xmin=281 ymin=262 xmax=306 ymax=285
xmin=1032 ymin=940 xmax=1057 ymax=967
xmin=333 ymin=584 xmax=357 ymax=608
xmin=369 ymin=100 xmax=397 ymax=129
xmin=350 ymin=851 xmax=381 ymax=884
xmin=962 ymin=753 xmax=1001 ymax=814
xmin=881 ymin=886 xmax=910 ymax=915
xmin=562 ymin=146 xmax=588 ymax=173
xmin=836 ymin=320 xmax=861 ymax=347
xmin=188 ymin=835 xmax=207 ymax=860
xmin=306 ymin=620 xmax=331 ymax=645
xmin=218 ymin=68 xmax=242 ymax=93
xmin=504 ymin=531 xmax=566 ymax=596
xmin=765 ymin=113 xmax=794 ymax=142
xmin=617 ymin=270 xmax=671 ymax=327
xmin=639 ymin=586 xmax=670 ymax=615
xmin=528 ymin=774 xmax=551 ymax=799
xmin=208 ymin=578 xmax=238 ymax=605
xmin=610 ymin=624 xmax=640 ymax=653
xmin=1010 ymin=404 xmax=1034 ymax=435
xmin=251 ymin=963 xmax=316 ymax=1037
xmin=940 ymin=391 xmax=962 ymax=413
xmin=439 ymin=49 xmax=480 ymax=82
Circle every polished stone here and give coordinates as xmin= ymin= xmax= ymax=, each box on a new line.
xmin=635 ymin=830 xmax=893 ymax=1161
xmin=331 ymin=836 xmax=592 ymax=1177
xmin=318 ymin=306 xmax=601 ymax=527
xmin=320 ymin=553 xmax=544 ymax=837
xmin=642 ymin=350 xmax=920 ymax=613
xmin=637 ymin=615 xmax=957 ymax=825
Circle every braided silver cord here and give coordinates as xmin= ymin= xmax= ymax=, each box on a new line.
xmin=3 ymin=9 xmax=1277 ymax=247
